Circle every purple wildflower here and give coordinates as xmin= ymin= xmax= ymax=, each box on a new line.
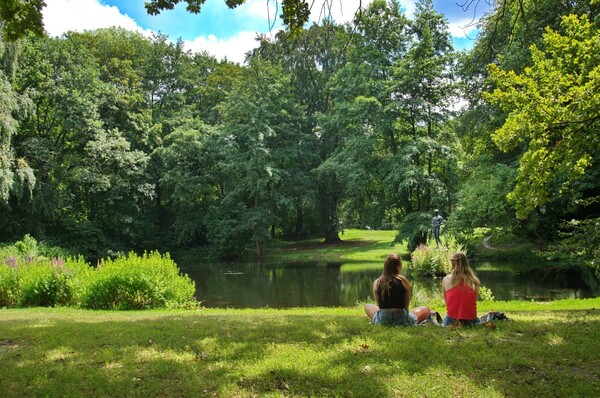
xmin=5 ymin=257 xmax=18 ymax=268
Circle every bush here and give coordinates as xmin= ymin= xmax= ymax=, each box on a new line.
xmin=0 ymin=256 xmax=90 ymax=308
xmin=396 ymin=212 xmax=432 ymax=252
xmin=0 ymin=249 xmax=196 ymax=310
xmin=409 ymin=235 xmax=465 ymax=276
xmin=18 ymin=263 xmax=72 ymax=307
xmin=1 ymin=235 xmax=73 ymax=263
xmin=82 ymin=251 xmax=196 ymax=310
xmin=478 ymin=286 xmax=495 ymax=302
xmin=15 ymin=234 xmax=38 ymax=259
xmin=0 ymin=263 xmax=19 ymax=307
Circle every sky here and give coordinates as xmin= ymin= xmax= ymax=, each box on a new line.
xmin=42 ymin=0 xmax=492 ymax=64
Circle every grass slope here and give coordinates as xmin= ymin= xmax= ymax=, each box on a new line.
xmin=266 ymin=229 xmax=409 ymax=263
xmin=1 ymin=299 xmax=599 ymax=397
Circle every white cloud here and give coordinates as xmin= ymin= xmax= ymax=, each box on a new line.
xmin=43 ymin=0 xmax=149 ymax=37
xmin=243 ymin=0 xmax=276 ymax=20
xmin=183 ymin=31 xmax=264 ymax=64
xmin=398 ymin=0 xmax=417 ymax=19
xmin=43 ymin=0 xmax=255 ymax=62
xmin=305 ymin=1 xmax=420 ymax=26
xmin=447 ymin=17 xmax=479 ymax=39
xmin=41 ymin=0 xmax=477 ymax=64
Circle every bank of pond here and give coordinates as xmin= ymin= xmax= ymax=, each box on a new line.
xmin=179 ymin=258 xmax=600 ymax=309
xmin=3 ymin=250 xmax=598 ymax=311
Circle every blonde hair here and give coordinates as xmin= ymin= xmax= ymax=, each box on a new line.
xmin=373 ymin=253 xmax=410 ymax=303
xmin=448 ymin=252 xmax=480 ymax=291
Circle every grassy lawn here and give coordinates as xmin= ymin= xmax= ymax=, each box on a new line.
xmin=1 ymin=299 xmax=599 ymax=397
xmin=266 ymin=229 xmax=409 ymax=263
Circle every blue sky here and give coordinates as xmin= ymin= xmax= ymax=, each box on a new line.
xmin=43 ymin=0 xmax=491 ymax=63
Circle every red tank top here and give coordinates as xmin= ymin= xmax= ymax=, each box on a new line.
xmin=444 ymin=283 xmax=478 ymax=320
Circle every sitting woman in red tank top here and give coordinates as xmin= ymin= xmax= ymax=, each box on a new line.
xmin=442 ymin=252 xmax=481 ymax=327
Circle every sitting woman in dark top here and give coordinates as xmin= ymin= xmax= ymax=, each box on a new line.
xmin=364 ymin=253 xmax=431 ymax=326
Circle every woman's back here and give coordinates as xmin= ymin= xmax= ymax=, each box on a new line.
xmin=443 ymin=278 xmax=477 ymax=320
xmin=376 ymin=278 xmax=408 ymax=309
xmin=443 ymin=252 xmax=480 ymax=325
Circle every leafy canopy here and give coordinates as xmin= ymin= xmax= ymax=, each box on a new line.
xmin=485 ymin=13 xmax=600 ymax=219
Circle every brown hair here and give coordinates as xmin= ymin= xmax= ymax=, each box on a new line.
xmin=373 ymin=253 xmax=410 ymax=303
xmin=448 ymin=252 xmax=480 ymax=291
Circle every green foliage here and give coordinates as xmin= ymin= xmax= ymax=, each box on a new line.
xmin=157 ymin=121 xmax=224 ymax=246
xmin=0 ymin=0 xmax=45 ymax=41
xmin=0 ymin=236 xmax=72 ymax=262
xmin=82 ymin=251 xmax=196 ymax=310
xmin=0 ymin=256 xmax=90 ymax=308
xmin=0 ymin=248 xmax=195 ymax=309
xmin=478 ymin=285 xmax=495 ymax=302
xmin=0 ymin=36 xmax=35 ymax=204
xmin=3 ymin=0 xmax=600 ymax=262
xmin=17 ymin=261 xmax=73 ymax=307
xmin=14 ymin=233 xmax=38 ymax=258
xmin=485 ymin=13 xmax=600 ymax=218
xmin=409 ymin=236 xmax=465 ymax=275
xmin=549 ymin=213 xmax=600 ymax=274
xmin=0 ymin=263 xmax=18 ymax=307
xmin=446 ymin=164 xmax=517 ymax=233
xmin=396 ymin=211 xmax=431 ymax=251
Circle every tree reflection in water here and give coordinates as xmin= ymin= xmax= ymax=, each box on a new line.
xmin=178 ymin=260 xmax=599 ymax=308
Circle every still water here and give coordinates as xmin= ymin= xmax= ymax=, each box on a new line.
xmin=178 ymin=260 xmax=599 ymax=309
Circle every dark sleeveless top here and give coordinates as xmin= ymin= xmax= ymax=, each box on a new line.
xmin=377 ymin=278 xmax=408 ymax=309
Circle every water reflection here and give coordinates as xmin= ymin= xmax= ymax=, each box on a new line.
xmin=178 ymin=259 xmax=599 ymax=309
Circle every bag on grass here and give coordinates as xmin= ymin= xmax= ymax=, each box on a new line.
xmin=480 ymin=311 xmax=511 ymax=323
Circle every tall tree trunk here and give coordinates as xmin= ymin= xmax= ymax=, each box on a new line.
xmin=319 ymin=180 xmax=341 ymax=244
xmin=254 ymin=193 xmax=264 ymax=258
xmin=294 ymin=193 xmax=304 ymax=236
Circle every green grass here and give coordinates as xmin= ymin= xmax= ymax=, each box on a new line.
xmin=1 ymin=298 xmax=599 ymax=397
xmin=266 ymin=229 xmax=409 ymax=262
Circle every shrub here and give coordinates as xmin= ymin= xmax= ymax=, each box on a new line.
xmin=396 ymin=211 xmax=432 ymax=252
xmin=0 ymin=262 xmax=19 ymax=307
xmin=478 ymin=286 xmax=495 ymax=302
xmin=0 ymin=248 xmax=196 ymax=310
xmin=82 ymin=251 xmax=196 ymax=310
xmin=409 ymin=235 xmax=465 ymax=276
xmin=15 ymin=234 xmax=38 ymax=259
xmin=0 ymin=256 xmax=89 ymax=308
xmin=18 ymin=263 xmax=72 ymax=307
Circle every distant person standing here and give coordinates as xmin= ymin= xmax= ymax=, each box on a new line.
xmin=432 ymin=209 xmax=443 ymax=247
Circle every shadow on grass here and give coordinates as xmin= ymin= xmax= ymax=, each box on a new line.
xmin=0 ymin=309 xmax=599 ymax=397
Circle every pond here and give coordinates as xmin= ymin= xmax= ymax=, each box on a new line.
xmin=178 ymin=259 xmax=600 ymax=309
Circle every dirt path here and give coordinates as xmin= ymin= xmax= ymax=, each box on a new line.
xmin=482 ymin=235 xmax=496 ymax=250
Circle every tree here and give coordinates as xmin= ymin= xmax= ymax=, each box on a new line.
xmin=0 ymin=0 xmax=45 ymax=41
xmin=210 ymin=57 xmax=304 ymax=257
xmin=11 ymin=34 xmax=155 ymax=257
xmin=156 ymin=120 xmax=225 ymax=246
xmin=485 ymin=13 xmax=600 ymax=219
xmin=387 ymin=0 xmax=457 ymax=249
xmin=0 ymin=36 xmax=35 ymax=205
xmin=253 ymin=21 xmax=348 ymax=240
xmin=446 ymin=163 xmax=518 ymax=232
xmin=313 ymin=0 xmax=409 ymax=240
xmin=67 ymin=28 xmax=156 ymax=151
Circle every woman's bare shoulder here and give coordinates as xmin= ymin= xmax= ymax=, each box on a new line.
xmin=442 ymin=274 xmax=452 ymax=290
